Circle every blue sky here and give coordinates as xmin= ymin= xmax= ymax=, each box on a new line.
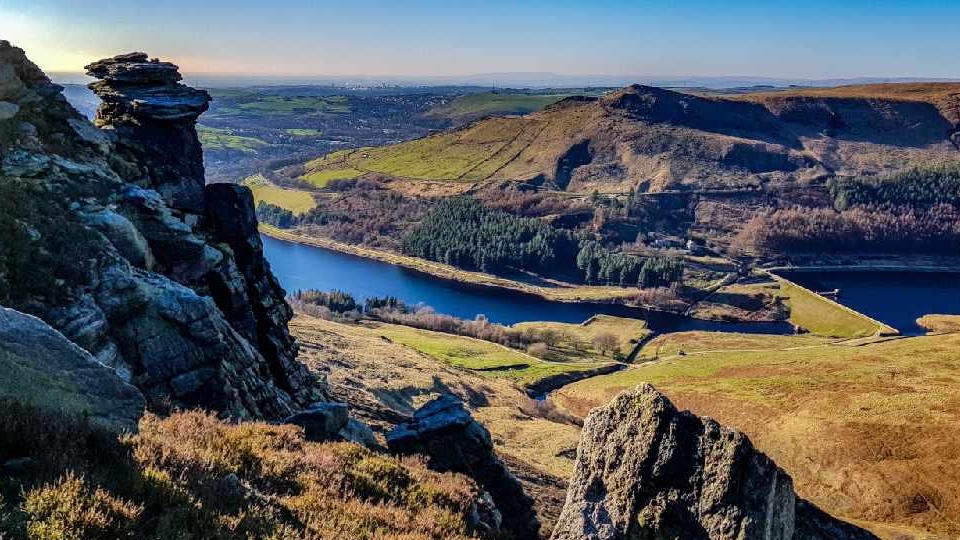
xmin=2 ymin=0 xmax=958 ymax=78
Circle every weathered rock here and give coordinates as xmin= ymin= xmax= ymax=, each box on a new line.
xmin=550 ymin=384 xmax=878 ymax=540
xmin=338 ymin=417 xmax=379 ymax=448
xmin=93 ymin=264 xmax=296 ymax=419
xmin=204 ymin=182 xmax=321 ymax=406
xmin=85 ymin=52 xmax=210 ymax=213
xmin=387 ymin=395 xmax=540 ymax=540
xmin=283 ymin=402 xmax=349 ymax=441
xmin=0 ymin=307 xmax=145 ymax=432
xmin=0 ymin=42 xmax=322 ymax=421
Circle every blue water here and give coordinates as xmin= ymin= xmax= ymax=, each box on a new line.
xmin=780 ymin=271 xmax=960 ymax=336
xmin=261 ymin=235 xmax=793 ymax=333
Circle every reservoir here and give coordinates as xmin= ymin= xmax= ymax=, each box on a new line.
xmin=779 ymin=271 xmax=960 ymax=336
xmin=262 ymin=235 xmax=792 ymax=333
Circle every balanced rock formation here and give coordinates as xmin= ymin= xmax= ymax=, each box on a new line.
xmin=0 ymin=307 xmax=145 ymax=432
xmin=551 ymin=384 xmax=878 ymax=540
xmin=0 ymin=41 xmax=320 ymax=419
xmin=387 ymin=394 xmax=540 ymax=540
xmin=85 ymin=52 xmax=210 ymax=213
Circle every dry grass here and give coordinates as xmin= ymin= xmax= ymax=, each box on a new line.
xmin=0 ymin=399 xmax=483 ymax=540
xmin=917 ymin=314 xmax=960 ymax=335
xmin=737 ymin=82 xmax=960 ymax=103
xmin=290 ymin=314 xmax=583 ymax=531
xmin=555 ymin=332 xmax=960 ymax=539
xmin=688 ymin=282 xmax=789 ymax=323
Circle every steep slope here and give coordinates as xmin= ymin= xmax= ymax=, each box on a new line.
xmin=0 ymin=42 xmax=319 ymax=419
xmin=299 ymin=83 xmax=960 ymax=193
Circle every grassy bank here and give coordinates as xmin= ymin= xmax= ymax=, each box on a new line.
xmin=555 ymin=331 xmax=960 ymax=539
xmin=372 ymin=321 xmax=615 ymax=386
xmin=774 ymin=276 xmax=896 ymax=338
xmin=258 ymin=224 xmax=642 ymax=304
xmin=512 ymin=315 xmax=650 ymax=362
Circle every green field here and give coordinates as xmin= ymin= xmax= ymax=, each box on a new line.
xmin=299 ymin=166 xmax=365 ymax=188
xmin=197 ymin=125 xmax=268 ymax=153
xmin=210 ymin=95 xmax=351 ymax=116
xmin=427 ymin=92 xmax=573 ymax=121
xmin=373 ymin=322 xmax=613 ymax=385
xmin=775 ymin=278 xmax=892 ymax=338
xmin=243 ymin=175 xmax=316 ymax=215
xmin=285 ymin=128 xmax=324 ymax=137
xmin=300 ymin=117 xmax=539 ymax=181
xmin=512 ymin=315 xmax=650 ymax=361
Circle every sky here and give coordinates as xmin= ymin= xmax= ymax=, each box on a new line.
xmin=2 ymin=0 xmax=959 ymax=79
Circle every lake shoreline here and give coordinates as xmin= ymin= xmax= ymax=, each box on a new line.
xmin=259 ymin=224 xmax=649 ymax=305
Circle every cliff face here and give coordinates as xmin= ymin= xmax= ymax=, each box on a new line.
xmin=551 ymin=384 xmax=878 ymax=540
xmin=0 ymin=42 xmax=320 ymax=419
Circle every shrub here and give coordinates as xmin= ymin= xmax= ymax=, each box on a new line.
xmin=23 ymin=473 xmax=142 ymax=540
xmin=0 ymin=402 xmax=483 ymax=540
xmin=526 ymin=342 xmax=550 ymax=359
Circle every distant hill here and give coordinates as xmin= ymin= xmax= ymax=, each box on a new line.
xmin=299 ymin=83 xmax=960 ymax=194
xmin=298 ymin=83 xmax=960 ymax=192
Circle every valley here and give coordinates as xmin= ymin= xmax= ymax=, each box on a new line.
xmin=3 ymin=23 xmax=960 ymax=540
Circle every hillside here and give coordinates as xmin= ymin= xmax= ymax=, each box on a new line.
xmin=554 ymin=330 xmax=960 ymax=539
xmin=296 ymin=83 xmax=960 ymax=193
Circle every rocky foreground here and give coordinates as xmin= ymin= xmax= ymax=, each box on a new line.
xmin=552 ymin=384 xmax=878 ymax=540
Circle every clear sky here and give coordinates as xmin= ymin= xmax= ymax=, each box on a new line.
xmin=2 ymin=0 xmax=959 ymax=78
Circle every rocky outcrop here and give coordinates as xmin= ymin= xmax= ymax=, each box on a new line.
xmin=0 ymin=307 xmax=145 ymax=432
xmin=387 ymin=395 xmax=541 ymax=540
xmin=551 ymin=384 xmax=878 ymax=540
xmin=85 ymin=52 xmax=210 ymax=213
xmin=0 ymin=41 xmax=321 ymax=420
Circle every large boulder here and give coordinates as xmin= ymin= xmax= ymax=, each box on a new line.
xmin=387 ymin=395 xmax=540 ymax=540
xmin=0 ymin=307 xmax=145 ymax=432
xmin=551 ymin=384 xmax=878 ymax=540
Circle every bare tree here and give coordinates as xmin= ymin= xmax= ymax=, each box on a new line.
xmin=592 ymin=332 xmax=620 ymax=356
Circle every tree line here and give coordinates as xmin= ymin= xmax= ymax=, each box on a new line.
xmin=401 ymin=197 xmax=581 ymax=277
xmin=733 ymin=203 xmax=960 ymax=255
xmin=402 ymin=197 xmax=685 ymax=287
xmin=828 ymin=164 xmax=960 ymax=210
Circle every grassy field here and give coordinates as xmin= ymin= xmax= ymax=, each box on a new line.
xmin=372 ymin=322 xmax=614 ymax=386
xmin=259 ymin=225 xmax=642 ymax=303
xmin=775 ymin=278 xmax=894 ymax=337
xmin=636 ymin=330 xmax=834 ymax=359
xmin=298 ymin=117 xmax=544 ymax=181
xmin=512 ymin=315 xmax=650 ymax=361
xmin=299 ymin=166 xmax=365 ymax=188
xmin=284 ymin=128 xmax=323 ymax=137
xmin=197 ymin=125 xmax=268 ymax=153
xmin=555 ymin=331 xmax=960 ymax=539
xmin=427 ymin=92 xmax=573 ymax=121
xmin=242 ymin=175 xmax=316 ymax=214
